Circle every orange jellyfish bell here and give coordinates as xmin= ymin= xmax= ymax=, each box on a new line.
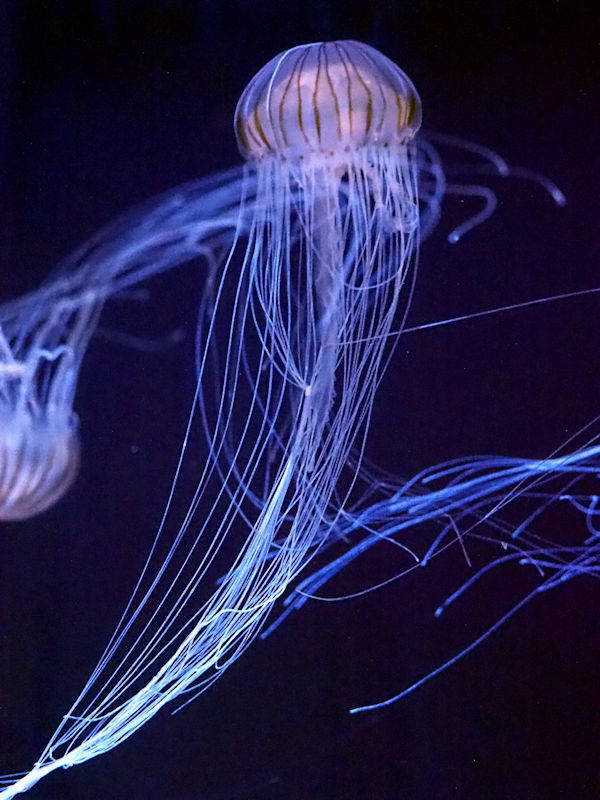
xmin=0 ymin=407 xmax=80 ymax=520
xmin=234 ymin=40 xmax=422 ymax=162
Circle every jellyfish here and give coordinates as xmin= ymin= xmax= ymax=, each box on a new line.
xmin=0 ymin=39 xmax=427 ymax=797
xmin=0 ymin=167 xmax=248 ymax=521
xmin=1 ymin=39 xmax=596 ymax=799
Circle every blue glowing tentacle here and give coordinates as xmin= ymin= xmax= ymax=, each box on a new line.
xmin=263 ymin=443 xmax=600 ymax=640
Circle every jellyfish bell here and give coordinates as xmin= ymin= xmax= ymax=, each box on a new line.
xmin=234 ymin=40 xmax=422 ymax=245
xmin=235 ymin=40 xmax=421 ymax=163
xmin=0 ymin=310 xmax=87 ymax=522
xmin=0 ymin=398 xmax=80 ymax=521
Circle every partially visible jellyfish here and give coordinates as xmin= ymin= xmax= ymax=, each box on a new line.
xmin=0 ymin=323 xmax=80 ymax=521
xmin=0 ymin=167 xmax=247 ymax=521
xmin=0 ymin=39 xmax=595 ymax=798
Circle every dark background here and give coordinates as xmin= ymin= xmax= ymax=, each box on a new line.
xmin=1 ymin=2 xmax=599 ymax=799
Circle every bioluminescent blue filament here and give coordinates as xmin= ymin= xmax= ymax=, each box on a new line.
xmin=262 ymin=439 xmax=600 ymax=710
